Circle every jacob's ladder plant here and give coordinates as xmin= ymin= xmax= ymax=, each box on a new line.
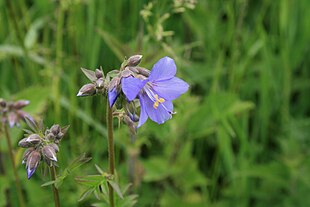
xmin=77 ymin=55 xmax=189 ymax=206
xmin=18 ymin=116 xmax=69 ymax=207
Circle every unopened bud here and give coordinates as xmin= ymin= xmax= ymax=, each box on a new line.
xmin=127 ymin=55 xmax=143 ymax=67
xmin=77 ymin=83 xmax=96 ymax=97
xmin=22 ymin=147 xmax=35 ymax=164
xmin=50 ymin=124 xmax=61 ymax=135
xmin=121 ymin=68 xmax=134 ymax=78
xmin=18 ymin=138 xmax=32 ymax=148
xmin=0 ymin=99 xmax=6 ymax=108
xmin=49 ymin=143 xmax=59 ymax=153
xmin=108 ymin=77 xmax=120 ymax=91
xmin=26 ymin=134 xmax=41 ymax=145
xmin=42 ymin=145 xmax=57 ymax=163
xmin=136 ymin=67 xmax=150 ymax=77
xmin=95 ymin=69 xmax=103 ymax=79
xmin=46 ymin=133 xmax=55 ymax=141
xmin=95 ymin=78 xmax=105 ymax=89
xmin=13 ymin=100 xmax=30 ymax=109
xmin=26 ymin=150 xmax=41 ymax=179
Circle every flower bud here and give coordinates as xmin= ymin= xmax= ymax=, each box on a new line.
xmin=22 ymin=147 xmax=35 ymax=164
xmin=108 ymin=77 xmax=120 ymax=91
xmin=56 ymin=132 xmax=64 ymax=140
xmin=26 ymin=150 xmax=41 ymax=179
xmin=46 ymin=132 xmax=55 ymax=141
xmin=95 ymin=69 xmax=104 ymax=79
xmin=0 ymin=99 xmax=6 ymax=108
xmin=8 ymin=112 xmax=17 ymax=128
xmin=50 ymin=124 xmax=61 ymax=135
xmin=42 ymin=145 xmax=57 ymax=163
xmin=136 ymin=67 xmax=150 ymax=77
xmin=95 ymin=78 xmax=105 ymax=89
xmin=49 ymin=143 xmax=59 ymax=153
xmin=26 ymin=134 xmax=41 ymax=145
xmin=18 ymin=138 xmax=33 ymax=148
xmin=77 ymin=83 xmax=96 ymax=97
xmin=127 ymin=55 xmax=142 ymax=67
xmin=13 ymin=100 xmax=30 ymax=109
xmin=121 ymin=68 xmax=134 ymax=78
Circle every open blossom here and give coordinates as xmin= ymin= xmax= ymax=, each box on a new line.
xmin=122 ymin=56 xmax=189 ymax=127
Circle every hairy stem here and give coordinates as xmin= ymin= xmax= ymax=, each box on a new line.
xmin=50 ymin=166 xmax=60 ymax=207
xmin=4 ymin=125 xmax=26 ymax=207
xmin=106 ymin=100 xmax=115 ymax=207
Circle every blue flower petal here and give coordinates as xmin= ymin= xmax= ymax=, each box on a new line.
xmin=122 ymin=77 xmax=147 ymax=101
xmin=108 ymin=88 xmax=119 ymax=107
xmin=140 ymin=92 xmax=173 ymax=124
xmin=137 ymin=95 xmax=148 ymax=127
xmin=149 ymin=57 xmax=176 ymax=81
xmin=27 ymin=167 xmax=36 ymax=179
xmin=152 ymin=77 xmax=189 ymax=101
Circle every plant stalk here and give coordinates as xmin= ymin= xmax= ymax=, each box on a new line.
xmin=50 ymin=166 xmax=60 ymax=207
xmin=106 ymin=100 xmax=115 ymax=207
xmin=4 ymin=125 xmax=26 ymax=207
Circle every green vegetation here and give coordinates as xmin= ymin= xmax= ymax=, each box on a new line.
xmin=1 ymin=0 xmax=310 ymax=206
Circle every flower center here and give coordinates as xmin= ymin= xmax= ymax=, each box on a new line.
xmin=153 ymin=94 xmax=165 ymax=109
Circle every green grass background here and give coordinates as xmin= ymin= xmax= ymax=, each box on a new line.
xmin=1 ymin=0 xmax=310 ymax=206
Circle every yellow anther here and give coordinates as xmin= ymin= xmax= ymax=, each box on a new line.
xmin=153 ymin=94 xmax=165 ymax=109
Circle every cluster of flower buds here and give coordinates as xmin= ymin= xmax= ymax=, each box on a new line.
xmin=0 ymin=98 xmax=31 ymax=128
xmin=77 ymin=67 xmax=106 ymax=97
xmin=77 ymin=55 xmax=189 ymax=131
xmin=18 ymin=117 xmax=69 ymax=179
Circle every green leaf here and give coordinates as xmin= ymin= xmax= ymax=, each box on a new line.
xmin=75 ymin=175 xmax=104 ymax=187
xmin=41 ymin=180 xmax=56 ymax=187
xmin=24 ymin=17 xmax=48 ymax=49
xmin=78 ymin=188 xmax=96 ymax=202
xmin=107 ymin=180 xmax=124 ymax=199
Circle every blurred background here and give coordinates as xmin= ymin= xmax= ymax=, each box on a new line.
xmin=1 ymin=0 xmax=310 ymax=206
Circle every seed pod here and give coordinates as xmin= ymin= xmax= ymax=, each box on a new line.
xmin=22 ymin=147 xmax=35 ymax=164
xmin=42 ymin=145 xmax=57 ymax=163
xmin=95 ymin=69 xmax=104 ymax=79
xmin=26 ymin=134 xmax=41 ymax=145
xmin=26 ymin=150 xmax=41 ymax=179
xmin=127 ymin=55 xmax=142 ymax=67
xmin=77 ymin=83 xmax=96 ymax=97
xmin=50 ymin=124 xmax=61 ymax=135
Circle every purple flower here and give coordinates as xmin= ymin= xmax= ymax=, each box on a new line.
xmin=122 ymin=56 xmax=189 ymax=127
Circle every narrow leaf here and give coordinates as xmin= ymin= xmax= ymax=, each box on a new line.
xmin=107 ymin=180 xmax=124 ymax=199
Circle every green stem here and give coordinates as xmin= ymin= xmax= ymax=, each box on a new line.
xmin=106 ymin=100 xmax=115 ymax=207
xmin=50 ymin=166 xmax=60 ymax=207
xmin=4 ymin=125 xmax=26 ymax=207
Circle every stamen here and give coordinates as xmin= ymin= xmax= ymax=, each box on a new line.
xmin=153 ymin=94 xmax=165 ymax=109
